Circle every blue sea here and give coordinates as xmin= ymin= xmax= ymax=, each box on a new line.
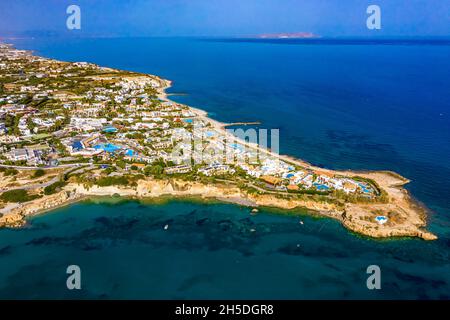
xmin=1 ymin=37 xmax=449 ymax=299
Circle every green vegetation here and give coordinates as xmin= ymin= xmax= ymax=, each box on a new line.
xmin=31 ymin=97 xmax=50 ymax=108
xmin=144 ymin=164 xmax=164 ymax=177
xmin=142 ymin=158 xmax=167 ymax=179
xmin=288 ymin=189 xmax=330 ymax=196
xmin=116 ymin=160 xmax=126 ymax=169
xmin=103 ymin=166 xmax=117 ymax=175
xmin=4 ymin=114 xmax=21 ymax=135
xmin=1 ymin=168 xmax=19 ymax=176
xmin=44 ymin=181 xmax=66 ymax=195
xmin=95 ymin=176 xmax=129 ymax=187
xmin=27 ymin=117 xmax=36 ymax=132
xmin=32 ymin=169 xmax=45 ymax=178
xmin=126 ymin=132 xmax=145 ymax=140
xmin=19 ymin=94 xmax=33 ymax=105
xmin=0 ymin=189 xmax=40 ymax=203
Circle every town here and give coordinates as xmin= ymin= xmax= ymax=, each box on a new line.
xmin=0 ymin=42 xmax=438 ymax=243
xmin=0 ymin=42 xmax=380 ymax=211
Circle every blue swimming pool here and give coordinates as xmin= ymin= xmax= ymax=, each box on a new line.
xmin=103 ymin=126 xmax=118 ymax=133
xmin=94 ymin=143 xmax=121 ymax=153
xmin=358 ymin=183 xmax=371 ymax=193
xmin=375 ymin=216 xmax=388 ymax=224
xmin=125 ymin=149 xmax=136 ymax=157
xmin=313 ymin=183 xmax=330 ymax=191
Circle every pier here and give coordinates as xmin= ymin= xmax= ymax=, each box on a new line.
xmin=222 ymin=121 xmax=261 ymax=128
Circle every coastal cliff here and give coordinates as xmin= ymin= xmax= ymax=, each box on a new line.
xmin=0 ymin=175 xmax=437 ymax=241
xmin=0 ymin=191 xmax=82 ymax=228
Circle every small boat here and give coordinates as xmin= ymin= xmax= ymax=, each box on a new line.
xmin=164 ymin=224 xmax=169 ymax=230
xmin=299 ymin=220 xmax=304 ymax=225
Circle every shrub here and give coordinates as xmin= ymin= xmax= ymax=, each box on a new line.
xmin=144 ymin=164 xmax=164 ymax=177
xmin=44 ymin=181 xmax=66 ymax=195
xmin=95 ymin=176 xmax=129 ymax=187
xmin=0 ymin=189 xmax=39 ymax=203
xmin=4 ymin=168 xmax=18 ymax=176
xmin=116 ymin=160 xmax=126 ymax=169
xmin=32 ymin=169 xmax=45 ymax=178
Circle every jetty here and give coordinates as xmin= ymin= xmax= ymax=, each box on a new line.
xmin=222 ymin=121 xmax=261 ymax=128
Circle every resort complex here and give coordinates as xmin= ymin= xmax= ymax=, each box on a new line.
xmin=0 ymin=43 xmax=436 ymax=241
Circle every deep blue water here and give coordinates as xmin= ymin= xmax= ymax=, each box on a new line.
xmin=1 ymin=37 xmax=449 ymax=299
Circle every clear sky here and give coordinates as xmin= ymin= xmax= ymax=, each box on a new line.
xmin=1 ymin=0 xmax=449 ymax=37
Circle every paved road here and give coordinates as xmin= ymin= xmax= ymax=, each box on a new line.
xmin=0 ymin=203 xmax=21 ymax=215
xmin=0 ymin=163 xmax=86 ymax=170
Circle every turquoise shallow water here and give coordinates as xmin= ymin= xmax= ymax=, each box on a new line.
xmin=0 ymin=199 xmax=448 ymax=299
xmin=2 ymin=37 xmax=449 ymax=299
